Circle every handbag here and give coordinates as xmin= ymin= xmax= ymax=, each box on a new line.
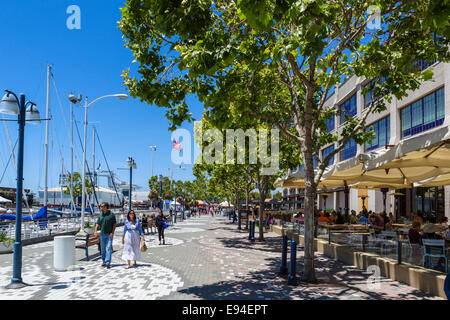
xmin=162 ymin=221 xmax=168 ymax=229
xmin=140 ymin=240 xmax=147 ymax=252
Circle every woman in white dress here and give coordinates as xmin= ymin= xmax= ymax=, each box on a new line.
xmin=122 ymin=210 xmax=145 ymax=269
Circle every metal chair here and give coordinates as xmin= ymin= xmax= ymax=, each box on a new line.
xmin=422 ymin=239 xmax=448 ymax=273
xmin=377 ymin=231 xmax=398 ymax=256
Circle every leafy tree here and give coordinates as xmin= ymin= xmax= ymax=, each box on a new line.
xmin=119 ymin=0 xmax=449 ymax=281
xmin=63 ymin=173 xmax=93 ymax=205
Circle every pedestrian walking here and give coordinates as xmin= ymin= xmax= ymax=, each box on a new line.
xmin=141 ymin=213 xmax=149 ymax=235
xmin=93 ymin=202 xmax=116 ymax=269
xmin=122 ymin=210 xmax=145 ymax=269
xmin=155 ymin=208 xmax=167 ymax=245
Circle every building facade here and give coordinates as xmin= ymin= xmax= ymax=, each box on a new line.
xmin=285 ymin=61 xmax=450 ymax=221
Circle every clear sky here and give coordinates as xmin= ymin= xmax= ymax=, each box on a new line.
xmin=0 ymin=0 xmax=204 ymax=195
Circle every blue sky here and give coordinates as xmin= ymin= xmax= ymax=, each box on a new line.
xmin=0 ymin=0 xmax=203 ymax=195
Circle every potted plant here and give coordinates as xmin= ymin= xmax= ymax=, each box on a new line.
xmin=0 ymin=231 xmax=14 ymax=254
xmin=84 ymin=222 xmax=94 ymax=234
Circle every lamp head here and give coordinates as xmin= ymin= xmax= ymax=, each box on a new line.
xmin=25 ymin=103 xmax=41 ymax=124
xmin=0 ymin=92 xmax=19 ymax=115
xmin=68 ymin=93 xmax=79 ymax=104
xmin=116 ymin=94 xmax=128 ymax=100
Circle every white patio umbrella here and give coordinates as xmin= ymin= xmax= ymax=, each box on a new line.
xmin=0 ymin=195 xmax=12 ymax=203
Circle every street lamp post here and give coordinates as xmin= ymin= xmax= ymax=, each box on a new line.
xmin=149 ymin=146 xmax=156 ymax=178
xmin=79 ymin=93 xmax=128 ymax=235
xmin=1 ymin=90 xmax=46 ymax=289
xmin=126 ymin=157 xmax=136 ymax=212
xmin=158 ymin=174 xmax=163 ymax=210
xmin=169 ymin=166 xmax=185 ymax=224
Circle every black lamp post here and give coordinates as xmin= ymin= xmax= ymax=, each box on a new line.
xmin=1 ymin=90 xmax=45 ymax=289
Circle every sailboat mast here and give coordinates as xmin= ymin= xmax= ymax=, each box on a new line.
xmin=43 ymin=65 xmax=51 ymax=207
xmin=70 ymin=95 xmax=74 ymax=212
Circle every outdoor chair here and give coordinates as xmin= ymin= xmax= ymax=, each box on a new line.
xmin=317 ymin=222 xmax=328 ymax=236
xmin=377 ymin=231 xmax=398 ymax=256
xmin=422 ymin=239 xmax=448 ymax=273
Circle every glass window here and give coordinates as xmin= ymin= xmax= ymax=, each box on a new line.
xmin=365 ymin=116 xmax=390 ymax=151
xmin=436 ymin=87 xmax=445 ymax=123
xmin=341 ymin=138 xmax=357 ymax=161
xmin=411 ymin=100 xmax=422 ymax=128
xmin=322 ymin=145 xmax=335 ymax=167
xmin=423 ymin=94 xmax=435 ymax=128
xmin=340 ymin=94 xmax=357 ymax=124
xmin=401 ymin=87 xmax=445 ymax=138
xmin=325 ymin=114 xmax=335 ymax=132
xmin=401 ymin=106 xmax=411 ymax=138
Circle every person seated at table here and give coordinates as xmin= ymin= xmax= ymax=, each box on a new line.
xmin=388 ymin=212 xmax=394 ymax=224
xmin=350 ymin=210 xmax=357 ymax=224
xmin=330 ymin=211 xmax=338 ymax=223
xmin=370 ymin=214 xmax=384 ymax=234
xmin=359 ymin=214 xmax=369 ymax=224
xmin=408 ymin=221 xmax=422 ymax=245
xmin=317 ymin=211 xmax=330 ymax=223
xmin=294 ymin=212 xmax=304 ymax=225
xmin=445 ymin=226 xmax=450 ymax=240
xmin=335 ymin=211 xmax=345 ymax=225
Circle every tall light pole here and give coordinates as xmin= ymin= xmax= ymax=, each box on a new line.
xmin=1 ymin=90 xmax=46 ymax=289
xmin=149 ymin=146 xmax=156 ymax=178
xmin=169 ymin=166 xmax=185 ymax=223
xmin=79 ymin=93 xmax=128 ymax=235
xmin=68 ymin=93 xmax=82 ymax=212
xmin=126 ymin=157 xmax=136 ymax=211
xmin=158 ymin=174 xmax=163 ymax=210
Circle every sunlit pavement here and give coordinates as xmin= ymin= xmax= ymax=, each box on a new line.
xmin=0 ymin=215 xmax=442 ymax=300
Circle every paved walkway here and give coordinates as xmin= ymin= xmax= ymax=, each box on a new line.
xmin=0 ymin=215 xmax=442 ymax=300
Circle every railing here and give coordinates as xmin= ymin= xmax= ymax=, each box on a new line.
xmin=281 ymin=222 xmax=449 ymax=274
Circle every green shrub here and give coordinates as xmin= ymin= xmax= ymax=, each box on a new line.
xmin=0 ymin=231 xmax=14 ymax=248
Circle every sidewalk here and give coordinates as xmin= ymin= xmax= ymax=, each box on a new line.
xmin=0 ymin=216 xmax=442 ymax=300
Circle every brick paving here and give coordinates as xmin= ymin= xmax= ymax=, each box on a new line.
xmin=0 ymin=215 xmax=442 ymax=300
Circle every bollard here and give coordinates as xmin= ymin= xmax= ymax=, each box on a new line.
xmin=288 ymin=240 xmax=298 ymax=286
xmin=250 ymin=221 xmax=255 ymax=243
xmin=238 ymin=212 xmax=242 ymax=230
xmin=314 ymin=222 xmax=318 ymax=238
xmin=248 ymin=221 xmax=252 ymax=240
xmin=279 ymin=235 xmax=288 ymax=276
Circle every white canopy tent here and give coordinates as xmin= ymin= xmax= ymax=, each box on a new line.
xmin=219 ymin=201 xmax=233 ymax=207
xmin=0 ymin=195 xmax=12 ymax=203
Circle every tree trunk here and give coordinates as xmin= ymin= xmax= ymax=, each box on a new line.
xmin=258 ymin=187 xmax=266 ymax=241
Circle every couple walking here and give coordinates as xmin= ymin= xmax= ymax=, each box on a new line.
xmin=93 ymin=203 xmax=145 ymax=269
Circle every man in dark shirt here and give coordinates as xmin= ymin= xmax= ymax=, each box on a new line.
xmin=94 ymin=202 xmax=116 ymax=269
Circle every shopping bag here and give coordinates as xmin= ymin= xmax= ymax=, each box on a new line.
xmin=162 ymin=221 xmax=168 ymax=229
xmin=140 ymin=241 xmax=147 ymax=252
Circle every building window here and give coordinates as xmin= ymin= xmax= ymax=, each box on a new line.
xmin=322 ymin=145 xmax=335 ymax=167
xmin=365 ymin=116 xmax=390 ymax=151
xmin=340 ymin=94 xmax=357 ymax=124
xmin=340 ymin=138 xmax=357 ymax=161
xmin=325 ymin=114 xmax=335 ymax=132
xmin=401 ymin=87 xmax=445 ymax=138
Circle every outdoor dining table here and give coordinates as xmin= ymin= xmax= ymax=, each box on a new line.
xmin=321 ymin=224 xmax=369 ymax=230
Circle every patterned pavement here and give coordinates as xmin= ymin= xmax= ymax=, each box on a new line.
xmin=0 ymin=215 xmax=442 ymax=300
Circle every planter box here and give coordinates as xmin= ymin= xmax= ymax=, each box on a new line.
xmin=0 ymin=242 xmax=13 ymax=254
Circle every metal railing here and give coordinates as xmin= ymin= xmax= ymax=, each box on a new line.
xmin=281 ymin=222 xmax=449 ymax=274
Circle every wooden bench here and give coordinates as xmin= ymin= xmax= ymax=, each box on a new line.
xmin=76 ymin=234 xmax=101 ymax=261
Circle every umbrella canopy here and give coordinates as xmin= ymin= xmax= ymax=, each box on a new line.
xmin=0 ymin=195 xmax=12 ymax=203
xmin=362 ymin=126 xmax=450 ymax=187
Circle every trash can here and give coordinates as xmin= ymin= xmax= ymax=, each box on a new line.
xmin=54 ymin=235 xmax=76 ymax=271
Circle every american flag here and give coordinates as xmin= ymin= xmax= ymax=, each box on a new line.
xmin=172 ymin=139 xmax=182 ymax=152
